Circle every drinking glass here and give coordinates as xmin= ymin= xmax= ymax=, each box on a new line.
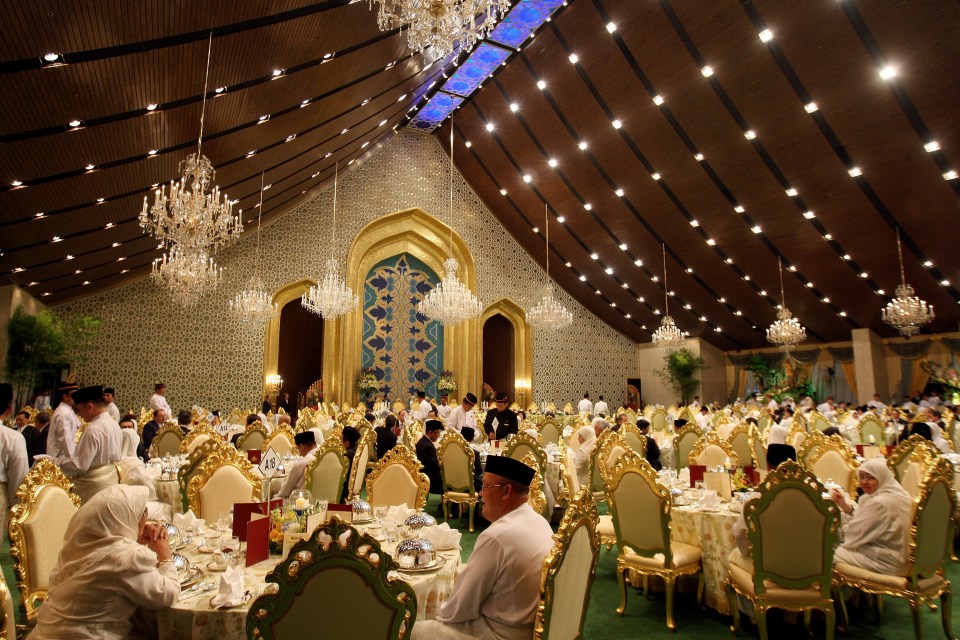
xmin=217 ymin=511 xmax=231 ymax=533
xmin=220 ymin=536 xmax=240 ymax=568
xmin=204 ymin=532 xmax=221 ymax=552
xmin=373 ymin=505 xmax=388 ymax=525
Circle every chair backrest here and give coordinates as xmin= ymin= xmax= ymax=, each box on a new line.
xmin=400 ymin=422 xmax=422 ymax=451
xmin=757 ymin=411 xmax=773 ymax=433
xmin=177 ymin=437 xmax=224 ymax=511
xmin=236 ymin=421 xmax=268 ymax=452
xmin=153 ymin=422 xmax=184 ymax=458
xmin=786 ymin=420 xmax=808 ymax=451
xmin=743 ymin=460 xmax=840 ymax=598
xmin=887 ymin=434 xmax=940 ymax=499
xmin=588 ymin=430 xmax=615 ymax=494
xmin=522 ymin=454 xmax=548 ymax=517
xmin=503 ymin=431 xmax=547 ymax=472
xmin=534 ymin=488 xmax=600 ymax=640
xmin=908 ymin=457 xmax=957 ymax=582
xmin=305 ymin=438 xmax=349 ymax=505
xmin=347 ymin=429 xmax=376 ymax=501
xmin=246 ymin=518 xmax=417 ymax=639
xmin=858 ymin=413 xmax=885 ymax=445
xmin=796 ymin=429 xmax=827 ymax=468
xmin=807 ymin=437 xmax=858 ymax=495
xmin=0 ymin=570 xmax=14 ymax=640
xmin=607 ymin=450 xmax=675 ymax=564
xmin=690 ymin=431 xmax=738 ymax=468
xmin=649 ymin=408 xmax=669 ymax=433
xmin=366 ymin=445 xmax=429 ymax=510
xmin=181 ymin=423 xmax=214 ymax=453
xmin=8 ymin=460 xmax=82 ymax=621
xmin=807 ymin=411 xmax=831 ymax=432
xmin=595 ymin=431 xmax=628 ymax=489
xmin=563 ymin=448 xmax=581 ymax=496
xmin=437 ymin=431 xmax=475 ymax=495
xmin=263 ymin=428 xmax=296 ymax=456
xmin=539 ymin=421 xmax=563 ymax=447
xmin=726 ymin=423 xmax=754 ymax=467
xmin=185 ymin=432 xmax=212 ymax=456
xmin=752 ymin=426 xmax=768 ymax=472
xmin=186 ymin=447 xmax=259 ymax=521
xmin=618 ymin=423 xmax=646 ymax=458
xmin=674 ymin=424 xmax=703 ymax=471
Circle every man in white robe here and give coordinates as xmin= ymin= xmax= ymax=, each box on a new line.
xmin=48 ymin=381 xmax=81 ymax=461
xmin=416 ymin=391 xmax=432 ymax=420
xmin=58 ymin=385 xmax=123 ymax=504
xmin=577 ymin=393 xmax=593 ymax=415
xmin=0 ymin=384 xmax=28 ymax=545
xmin=445 ymin=393 xmax=478 ymax=440
xmin=148 ymin=383 xmax=172 ymax=416
xmin=593 ymin=396 xmax=609 ymax=416
xmin=277 ymin=432 xmax=319 ymax=499
xmin=412 ymin=456 xmax=554 ymax=640
xmin=437 ymin=395 xmax=453 ymax=420
xmin=103 ymin=387 xmax=121 ymax=422
xmin=767 ymin=409 xmax=793 ymax=446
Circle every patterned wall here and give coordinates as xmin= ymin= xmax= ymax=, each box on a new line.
xmin=56 ymin=131 xmax=637 ymax=413
xmin=361 ymin=253 xmax=443 ymax=400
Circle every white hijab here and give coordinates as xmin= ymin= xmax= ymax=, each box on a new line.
xmin=120 ymin=428 xmax=140 ymax=459
xmin=49 ymin=484 xmax=148 ymax=591
xmin=577 ymin=426 xmax=597 ymax=453
xmin=857 ymin=458 xmax=914 ymax=520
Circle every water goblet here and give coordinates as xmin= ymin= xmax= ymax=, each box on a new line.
xmin=220 ymin=536 xmax=241 ymax=568
xmin=373 ymin=505 xmax=388 ymax=525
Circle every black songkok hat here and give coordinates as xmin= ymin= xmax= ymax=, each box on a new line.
xmin=494 ymin=391 xmax=509 ymax=402
xmin=294 ymin=431 xmax=316 ymax=446
xmin=485 ymin=455 xmax=535 ymax=486
xmin=71 ymin=385 xmax=104 ymax=404
xmin=463 ymin=393 xmax=478 ymax=406
xmin=342 ymin=426 xmax=361 ymax=446
xmin=425 ymin=419 xmax=444 ymax=432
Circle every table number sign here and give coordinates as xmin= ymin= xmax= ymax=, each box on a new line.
xmin=259 ymin=448 xmax=282 ymax=478
xmin=214 ymin=422 xmax=231 ymax=438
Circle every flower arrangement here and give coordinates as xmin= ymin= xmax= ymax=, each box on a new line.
xmin=437 ymin=370 xmax=457 ymax=396
xmin=268 ymin=503 xmax=322 ymax=553
xmin=358 ymin=368 xmax=379 ymax=394
xmin=731 ymin=467 xmax=754 ymax=492
xmin=305 ymin=379 xmax=324 ymax=407
xmin=481 ymin=382 xmax=495 ymax=402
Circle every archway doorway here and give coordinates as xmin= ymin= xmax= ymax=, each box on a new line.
xmin=482 ymin=314 xmax=515 ymax=401
xmin=278 ymin=299 xmax=324 ymax=415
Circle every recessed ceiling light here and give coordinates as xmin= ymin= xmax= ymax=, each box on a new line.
xmin=606 ymin=21 xmax=616 ymax=33
xmin=860 ymin=272 xmax=869 ymax=278
xmin=743 ymin=275 xmax=750 ymax=281
xmin=879 ymin=65 xmax=897 ymax=80
xmin=537 ymin=80 xmax=546 ymax=90
xmin=734 ymin=205 xmax=745 ymax=213
xmin=522 ymin=175 xmax=532 ymax=183
xmin=590 ymin=253 xmax=599 ymax=260
xmin=578 ymin=141 xmax=588 ymax=150
xmin=485 ymin=122 xmax=494 ymax=132
xmin=96 ymin=197 xmax=105 ymax=203
xmin=258 ymin=115 xmax=270 ymax=123
xmin=788 ymin=265 xmax=797 ymax=272
xmin=877 ymin=289 xmax=885 ymax=295
xmin=923 ymin=260 xmax=933 ymax=267
xmin=943 ymin=170 xmax=958 ymax=181
xmin=612 ymin=119 xmax=622 ymax=129
xmin=619 ymin=243 xmax=627 ymax=251
xmin=12 ymin=267 xmax=24 ymax=273
xmin=215 ymin=86 xmax=227 ymax=94
xmin=509 ymin=103 xmax=519 ymax=112
xmin=568 ymin=53 xmax=579 ymax=64
xmin=148 ymin=149 xmax=158 ymax=156
xmin=548 ymin=158 xmax=557 ymax=168
xmin=758 ymin=29 xmax=773 ymax=42
xmin=634 ymin=259 xmax=642 ymax=267
xmin=85 ymin=164 xmax=95 ymax=171
xmin=839 ymin=311 xmax=847 ymax=317
xmin=701 ymin=65 xmax=714 ymax=77
xmin=11 ymin=180 xmax=22 ymax=187
xmin=848 ymin=166 xmax=862 ymax=177
xmin=719 ymin=297 xmax=726 ymax=303
xmin=579 ymin=275 xmax=586 ymax=281
xmin=725 ymin=257 xmax=732 ymax=263
xmin=286 ymin=134 xmax=296 ymax=142
xmin=687 ymin=268 xmax=693 ymax=273
xmin=744 ymin=130 xmax=756 ymax=140
xmin=941 ymin=279 xmax=950 ymax=286
xmin=120 ymin=269 xmax=129 ymax=274
xmin=824 ymin=233 xmax=832 ymax=240
xmin=924 ymin=141 xmax=940 ymax=153
xmin=626 ymin=314 xmax=631 ymax=319
xmin=694 ymin=153 xmax=704 ymax=161
xmin=804 ymin=102 xmax=819 ymax=113
xmin=397 ymin=94 xmax=407 ymax=102
xmin=247 ymin=150 xmax=256 ymax=157
xmin=651 ymin=172 xmax=661 ymax=180
xmin=272 ymin=68 xmax=284 ymax=77
xmin=803 ymin=211 xmax=815 ymax=219
xmin=785 ymin=187 xmax=797 ymax=197
xmin=565 ymin=262 xmax=571 ymax=267
xmin=605 ymin=267 xmax=613 ymax=274
xmin=735 ymin=310 xmax=742 ymax=316
xmin=117 ymin=257 xmax=125 ymax=262
xmin=69 ymin=119 xmax=81 ymax=128
xmin=653 ymin=95 xmax=664 ymax=105
xmin=751 ymin=225 xmax=762 ymax=234
xmin=532 ymin=226 xmax=539 ymax=233
xmin=806 ymin=282 xmax=814 ymax=288
xmin=638 ymin=296 xmax=645 ymax=302
xmin=556 ymin=216 xmax=565 ymax=223
xmin=690 ymin=220 xmax=700 ymax=227
xmin=43 ymin=52 xmax=60 ymax=62
xmin=822 ymin=297 xmax=830 ymax=303
xmin=105 ymin=222 xmax=114 ymax=228
xmin=615 ymin=188 xmax=624 ymax=197
xmin=499 ymin=188 xmax=507 ymax=195
xmin=583 ymin=203 xmax=592 ymax=210
xmin=759 ymin=290 xmax=767 ymax=296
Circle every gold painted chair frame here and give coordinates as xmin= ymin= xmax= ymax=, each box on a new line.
xmin=186 ymin=446 xmax=260 ymax=520
xmin=688 ymin=431 xmax=739 ymax=468
xmin=177 ymin=437 xmax=225 ymax=512
xmin=502 ymin=430 xmax=547 ymax=472
xmin=181 ymin=422 xmax=216 ymax=453
xmin=365 ymin=444 xmax=429 ymax=510
xmin=808 ymin=410 xmax=832 ymax=432
xmin=346 ymin=428 xmax=376 ymax=502
xmin=806 ymin=436 xmax=859 ymax=496
xmin=235 ymin=421 xmax=269 ymax=452
xmin=649 ymin=408 xmax=670 ymax=433
xmin=858 ymin=413 xmax=885 ymax=446
xmin=304 ymin=437 xmax=349 ymax=505
xmin=262 ymin=427 xmax=296 ymax=455
xmin=521 ymin=453 xmax=549 ymax=518
xmin=888 ymin=434 xmax=940 ymax=500
xmin=673 ymin=424 xmax=703 ymax=472
xmin=727 ymin=423 xmax=756 ymax=468
xmin=152 ymin=421 xmax=185 ymax=458
xmin=437 ymin=430 xmax=477 ymax=532
xmin=617 ymin=422 xmax=647 ymax=458
xmin=539 ymin=420 xmax=564 ymax=447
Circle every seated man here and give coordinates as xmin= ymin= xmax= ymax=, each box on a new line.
xmin=140 ymin=408 xmax=165 ymax=461
xmin=375 ymin=415 xmax=399 ymax=460
xmin=637 ymin=419 xmax=662 ymax=471
xmin=176 ymin=409 xmax=193 ymax=434
xmin=412 ymin=456 xmax=553 ymax=640
xmin=340 ymin=426 xmax=362 ymax=502
xmin=415 ymin=419 xmax=444 ymax=494
xmin=277 ymin=432 xmax=318 ymax=499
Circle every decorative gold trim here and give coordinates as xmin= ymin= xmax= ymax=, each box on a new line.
xmin=181 ymin=422 xmax=216 ymax=452
xmin=346 ymin=428 xmax=376 ymax=502
xmin=617 ymin=422 xmax=647 ymax=458
xmin=186 ymin=446 xmax=259 ymax=516
xmin=262 ymin=426 xmax=295 ymax=453
xmin=673 ymin=424 xmax=704 ymax=471
xmin=596 ymin=431 xmax=629 ymax=488
xmin=726 ymin=422 xmax=756 ymax=467
xmin=806 ymin=411 xmax=831 ymax=432
xmin=887 ymin=434 xmax=940 ymax=487
xmin=152 ymin=421 xmax=185 ymax=457
xmin=479 ymin=297 xmax=533 ymax=399
xmin=303 ymin=436 xmax=349 ymax=503
xmin=785 ymin=419 xmax=809 ymax=450
xmin=177 ymin=437 xmax=225 ymax=512
xmin=688 ymin=431 xmax=739 ymax=468
xmin=502 ymin=430 xmax=546 ymax=471
xmin=365 ymin=444 xmax=429 ymax=510
xmin=437 ymin=430 xmax=478 ymax=531
xmin=805 ymin=435 xmax=859 ymax=495
xmin=521 ymin=453 xmax=548 ymax=517
xmin=235 ymin=421 xmax=268 ymax=451
xmin=538 ymin=419 xmax=563 ymax=446
xmin=649 ymin=407 xmax=670 ymax=432
xmin=9 ymin=460 xmax=81 ymax=623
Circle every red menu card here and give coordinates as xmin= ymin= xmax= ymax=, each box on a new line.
xmin=246 ymin=449 xmax=263 ymax=465
xmin=246 ymin=514 xmax=270 ymax=566
xmin=233 ymin=499 xmax=282 ymax=541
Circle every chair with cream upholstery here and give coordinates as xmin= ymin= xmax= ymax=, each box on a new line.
xmin=437 ymin=430 xmax=478 ymax=532
xmin=689 ymin=431 xmax=739 ymax=468
xmin=608 ymin=450 xmax=703 ymax=629
xmin=184 ymin=432 xmax=213 ymax=456
xmin=563 ymin=447 xmax=580 ymax=497
xmin=674 ymin=424 xmax=704 ymax=472
xmin=366 ymin=445 xmax=429 ymax=510
xmin=834 ymin=456 xmax=957 ymax=640
xmin=786 ymin=420 xmax=809 ymax=452
xmin=807 ymin=437 xmax=859 ymax=496
xmin=757 ymin=410 xmax=774 ymax=436
xmin=152 ymin=421 xmax=185 ymax=458
xmin=533 ymin=488 xmax=601 ymax=640
xmin=752 ymin=428 xmax=768 ymax=476
xmin=246 ymin=518 xmax=416 ymax=639
xmin=346 ymin=428 xmax=376 ymax=502
xmin=858 ymin=413 xmax=885 ymax=446
xmin=587 ymin=430 xmax=616 ymax=502
xmin=176 ymin=437 xmax=225 ymax=512
xmin=539 ymin=420 xmax=563 ymax=447
xmin=181 ymin=422 xmax=214 ymax=452
xmin=0 ymin=571 xmax=14 ymax=640
xmin=808 ymin=411 xmax=831 ymax=432
xmin=186 ymin=447 xmax=259 ymax=522
xmin=522 ymin=453 xmax=548 ymax=518
xmin=618 ymin=422 xmax=646 ymax=458
xmin=888 ymin=434 xmax=940 ymax=500
xmin=8 ymin=460 xmax=82 ymax=627
xmin=649 ymin=408 xmax=670 ymax=434
xmin=304 ymin=438 xmax=349 ymax=505
xmin=503 ymin=430 xmax=547 ymax=472
xmin=263 ymin=427 xmax=296 ymax=456
xmin=797 ymin=430 xmax=828 ymax=468
xmin=400 ymin=421 xmax=423 ymax=452
xmin=727 ymin=423 xmax=755 ymax=468
xmin=236 ymin=421 xmax=268 ymax=452
xmin=596 ymin=432 xmax=628 ymax=488
xmin=725 ymin=460 xmax=841 ymax=640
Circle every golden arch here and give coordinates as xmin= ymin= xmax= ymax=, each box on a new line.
xmin=262 ymin=278 xmax=319 ymax=398
xmin=479 ymin=298 xmax=533 ymax=404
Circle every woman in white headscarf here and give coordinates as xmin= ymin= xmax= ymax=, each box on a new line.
xmin=29 ymin=485 xmax=180 ymax=640
xmin=829 ymin=457 xmax=915 ymax=575
xmin=573 ymin=426 xmax=598 ymax=489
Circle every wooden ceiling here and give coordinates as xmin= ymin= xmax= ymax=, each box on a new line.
xmin=0 ymin=0 xmax=957 ymax=351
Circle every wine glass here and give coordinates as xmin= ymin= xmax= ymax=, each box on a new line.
xmin=373 ymin=505 xmax=388 ymax=526
xmin=217 ymin=511 xmax=231 ymax=534
xmin=220 ymin=536 xmax=240 ymax=568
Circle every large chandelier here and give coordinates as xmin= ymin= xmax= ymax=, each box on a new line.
xmin=302 ymin=162 xmax=359 ymax=319
xmin=527 ymin=203 xmax=572 ymax=331
xmin=652 ymin=244 xmax=685 ymax=350
xmin=416 ymin=119 xmax=482 ymax=325
xmin=882 ymin=229 xmax=933 ymax=337
xmin=230 ymin=174 xmax=277 ymax=327
xmin=767 ymin=257 xmax=806 ymax=351
xmin=150 ymin=246 xmax=221 ymax=307
xmin=369 ymin=0 xmax=510 ymax=58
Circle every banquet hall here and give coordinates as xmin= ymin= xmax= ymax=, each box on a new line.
xmin=0 ymin=0 xmax=958 ymax=639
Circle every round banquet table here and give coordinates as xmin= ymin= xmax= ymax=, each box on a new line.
xmin=153 ymin=473 xmax=287 ymax=516
xmin=157 ymin=524 xmax=461 ymax=639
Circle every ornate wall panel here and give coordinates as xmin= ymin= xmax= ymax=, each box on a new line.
xmin=55 ymin=131 xmax=637 ymax=412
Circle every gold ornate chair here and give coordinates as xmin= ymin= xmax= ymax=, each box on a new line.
xmin=0 ymin=570 xmax=14 ymax=640
xmin=786 ymin=420 xmax=809 ymax=451
xmin=437 ymin=430 xmax=478 ymax=532
xmin=177 ymin=437 xmax=224 ymax=512
xmin=263 ymin=427 xmax=296 ymax=456
xmin=726 ymin=460 xmax=840 ymax=640
xmin=858 ymin=413 xmax=885 ymax=446
xmin=689 ymin=431 xmax=739 ymax=468
xmin=888 ymin=434 xmax=940 ymax=499
xmin=186 ymin=447 xmax=260 ymax=521
xmin=533 ymin=488 xmax=601 ymax=640
xmin=539 ymin=420 xmax=563 ymax=446
xmin=808 ymin=410 xmax=831 ymax=432
xmin=834 ymin=457 xmax=956 ymax=640
xmin=618 ymin=422 xmax=647 ymax=458
xmin=346 ymin=428 xmax=376 ymax=502
xmin=797 ymin=430 xmax=828 ymax=468
xmin=296 ymin=407 xmax=315 ymax=431
xmin=727 ymin=423 xmax=755 ymax=468
xmin=587 ymin=430 xmax=616 ymax=502
xmin=503 ymin=430 xmax=547 ymax=471
xmin=400 ymin=421 xmax=423 ymax=451
xmin=607 ymin=450 xmax=703 ymax=629
xmin=137 ymin=406 xmax=152 ymax=435
xmin=304 ymin=438 xmax=349 ymax=505
xmin=236 ymin=421 xmax=269 ymax=452
xmin=649 ymin=408 xmax=669 ymax=433
xmin=8 ymin=460 xmax=82 ymax=626
xmin=757 ymin=410 xmax=774 ymax=435
xmin=807 ymin=436 xmax=859 ymax=496
xmin=673 ymin=424 xmax=703 ymax=472
xmin=596 ymin=431 xmax=628 ymax=488
xmin=181 ymin=422 xmax=216 ymax=455
xmin=152 ymin=421 xmax=185 ymax=458
xmin=366 ymin=445 xmax=429 ymax=510
xmin=246 ymin=518 xmax=417 ymax=639
xmin=522 ymin=453 xmax=549 ymax=518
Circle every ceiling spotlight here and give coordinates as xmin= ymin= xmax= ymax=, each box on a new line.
xmin=485 ymin=122 xmax=494 ymax=132
xmin=568 ymin=53 xmax=579 ymax=64
xmin=804 ymin=102 xmax=819 ymax=113
xmin=606 ymin=21 xmax=616 ymax=33
xmin=879 ymin=65 xmax=897 ymax=80
xmin=590 ymin=253 xmax=599 ymax=260
xmin=734 ymin=205 xmax=745 ymax=213
xmin=615 ymin=188 xmax=624 ymax=197
xmin=499 ymin=188 xmax=507 ymax=195
xmin=751 ymin=225 xmax=762 ymax=234
xmin=758 ymin=29 xmax=773 ymax=42
xmin=509 ymin=103 xmax=519 ymax=112
xmin=785 ymin=187 xmax=798 ymax=197
xmin=701 ymin=65 xmax=714 ymax=77
xmin=924 ymin=141 xmax=940 ymax=153
xmin=923 ymin=260 xmax=933 ymax=267
xmin=522 ymin=175 xmax=532 ymax=183
xmin=690 ymin=220 xmax=699 ymax=227
xmin=653 ymin=95 xmax=664 ymax=105
xmin=619 ymin=243 xmax=627 ymax=251
xmin=69 ymin=119 xmax=81 ymax=127
xmin=803 ymin=211 xmax=815 ymax=219
xmin=612 ymin=119 xmax=622 ymax=129
xmin=43 ymin=52 xmax=61 ymax=62
xmin=556 ymin=216 xmax=565 ymax=223
xmin=272 ymin=68 xmax=284 ymax=77
xmin=744 ymin=130 xmax=756 ymax=140
xmin=548 ymin=158 xmax=557 ymax=167
xmin=943 ymin=170 xmax=958 ymax=180
xmin=848 ymin=166 xmax=862 ymax=177
xmin=537 ymin=80 xmax=547 ymax=90
xmin=578 ymin=141 xmax=588 ymax=150
xmin=583 ymin=203 xmax=592 ymax=210
xmin=694 ymin=153 xmax=704 ymax=161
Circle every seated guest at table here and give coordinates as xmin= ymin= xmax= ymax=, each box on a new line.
xmin=340 ymin=426 xmax=362 ymax=502
xmin=411 ymin=456 xmax=553 ymax=640
xmin=416 ymin=420 xmax=444 ymax=494
xmin=592 ymin=416 xmax=610 ymax=438
xmin=23 ymin=412 xmax=49 ymax=466
xmin=829 ymin=458 xmax=914 ymax=575
xmin=231 ymin=414 xmax=262 ymax=446
xmin=574 ymin=426 xmax=597 ymax=489
xmin=277 ymin=414 xmax=292 ymax=429
xmin=140 ymin=408 xmax=166 ymax=460
xmin=767 ymin=409 xmax=792 ymax=445
xmin=731 ymin=445 xmax=798 ymax=566
xmin=637 ymin=420 xmax=661 ymax=471
xmin=375 ymin=415 xmax=399 ymax=460
xmin=116 ymin=415 xmax=169 ymax=521
xmin=612 ymin=413 xmax=628 ymax=432
xmin=277 ymin=432 xmax=318 ymax=500
xmin=58 ymin=385 xmax=123 ymax=504
xmin=175 ymin=409 xmax=193 ymax=434
xmin=29 ymin=485 xmax=179 ymax=640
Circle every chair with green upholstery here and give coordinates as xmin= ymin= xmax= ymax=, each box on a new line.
xmin=177 ymin=437 xmax=224 ymax=512
xmin=539 ymin=420 xmax=563 ymax=447
xmin=503 ymin=430 xmax=547 ymax=472
xmin=366 ymin=444 xmax=430 ymax=510
xmin=727 ymin=423 xmax=755 ymax=468
xmin=617 ymin=422 xmax=646 ymax=458
xmin=649 ymin=408 xmax=669 ymax=433
xmin=246 ymin=518 xmax=417 ymax=639
xmin=437 ymin=430 xmax=478 ymax=532
xmin=534 ymin=488 xmax=601 ymax=640
xmin=673 ymin=424 xmax=703 ymax=472
xmin=808 ymin=411 xmax=831 ymax=433
xmin=235 ymin=421 xmax=268 ymax=452
xmin=153 ymin=421 xmax=185 ymax=458
xmin=858 ymin=413 xmax=885 ymax=446
xmin=725 ymin=460 xmax=840 ymax=640
xmin=833 ymin=456 xmax=956 ymax=640
xmin=304 ymin=437 xmax=349 ymax=505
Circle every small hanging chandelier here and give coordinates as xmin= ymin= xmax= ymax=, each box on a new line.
xmin=369 ymin=0 xmax=510 ymax=58
xmin=766 ymin=257 xmax=806 ymax=351
xmin=652 ymin=243 xmax=685 ymax=350
xmin=527 ymin=203 xmax=572 ymax=331
xmin=150 ymin=246 xmax=221 ymax=308
xmin=416 ymin=119 xmax=482 ymax=326
xmin=230 ymin=174 xmax=277 ymax=327
xmin=882 ymin=229 xmax=934 ymax=337
xmin=302 ymin=162 xmax=359 ymax=319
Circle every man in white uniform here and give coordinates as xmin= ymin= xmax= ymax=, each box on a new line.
xmin=0 ymin=384 xmax=28 ymax=545
xmin=816 ymin=396 xmax=836 ymax=419
xmin=48 ymin=381 xmax=80 ymax=460
xmin=277 ymin=431 xmax=318 ymax=499
xmin=57 ymin=385 xmax=123 ymax=504
xmin=437 ymin=394 xmax=453 ymax=420
xmin=593 ymin=395 xmax=609 ymax=416
xmin=412 ymin=456 xmax=554 ymax=640
xmin=416 ymin=391 xmax=432 ymax=420
xmin=767 ymin=409 xmax=793 ymax=446
xmin=694 ymin=406 xmax=711 ymax=430
xmin=103 ymin=387 xmax=121 ymax=422
xmin=149 ymin=383 xmax=172 ymax=416
xmin=867 ymin=393 xmax=886 ymax=413
xmin=445 ymin=393 xmax=478 ymax=440
xmin=578 ymin=393 xmax=593 ymax=415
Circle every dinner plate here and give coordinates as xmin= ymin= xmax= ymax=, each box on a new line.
xmin=180 ymin=566 xmax=203 ymax=588
xmin=396 ymin=555 xmax=446 ymax=573
xmin=208 ymin=592 xmax=252 ymax=609
xmin=206 ymin=561 xmax=228 ymax=572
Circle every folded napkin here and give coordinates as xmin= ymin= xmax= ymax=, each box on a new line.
xmin=210 ymin=566 xmax=245 ymax=608
xmin=173 ymin=510 xmax=205 ymax=531
xmin=385 ymin=504 xmax=416 ymax=526
xmin=420 ymin=523 xmax=462 ymax=550
xmin=700 ymin=490 xmax=721 ymax=510
xmin=677 ymin=467 xmax=690 ymax=486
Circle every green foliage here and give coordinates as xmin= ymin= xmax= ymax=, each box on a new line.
xmin=742 ymin=352 xmax=816 ymax=402
xmin=656 ymin=348 xmax=705 ymax=405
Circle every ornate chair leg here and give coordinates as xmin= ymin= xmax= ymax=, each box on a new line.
xmin=698 ymin=571 xmax=705 ymax=608
xmin=908 ymin=598 xmax=923 ymax=640
xmin=835 ymin=586 xmax=850 ymax=633
xmin=442 ymin=498 xmax=449 ymax=523
xmin=642 ymin=575 xmax=649 ymax=598
xmin=665 ymin=575 xmax=676 ymax=630
xmin=756 ymin=604 xmax=770 ymax=640
xmin=468 ymin=502 xmax=475 ymax=533
xmin=825 ymin=605 xmax=836 ymax=640
xmin=804 ymin=610 xmax=812 ymax=633
xmin=941 ymin=590 xmax=954 ymax=640
xmin=726 ymin=581 xmax=740 ymax=634
xmin=616 ymin=564 xmax=628 ymax=616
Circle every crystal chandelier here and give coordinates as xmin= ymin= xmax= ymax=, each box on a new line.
xmin=652 ymin=244 xmax=685 ymax=350
xmin=302 ymin=162 xmax=359 ymax=319
xmin=882 ymin=229 xmax=933 ymax=337
xmin=369 ymin=0 xmax=510 ymax=58
xmin=150 ymin=246 xmax=221 ymax=308
xmin=527 ymin=203 xmax=572 ymax=331
xmin=230 ymin=174 xmax=277 ymax=327
xmin=416 ymin=119 xmax=482 ymax=325
xmin=767 ymin=257 xmax=806 ymax=351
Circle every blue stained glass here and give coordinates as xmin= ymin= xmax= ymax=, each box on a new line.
xmin=490 ymin=0 xmax=566 ymax=48
xmin=444 ymin=43 xmax=511 ymax=97
xmin=409 ymin=92 xmax=464 ymax=131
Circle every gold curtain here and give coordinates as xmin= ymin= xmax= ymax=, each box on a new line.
xmin=839 ymin=362 xmax=857 ymax=399
xmin=909 ymin=358 xmax=930 ymax=396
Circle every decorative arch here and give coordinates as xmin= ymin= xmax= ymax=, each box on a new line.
xmin=480 ymin=298 xmax=533 ymax=405
xmin=263 ymin=278 xmax=316 ymax=398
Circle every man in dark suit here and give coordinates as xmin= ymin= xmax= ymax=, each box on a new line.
xmin=484 ymin=391 xmax=519 ymax=441
xmin=340 ymin=426 xmax=362 ymax=502
xmin=416 ymin=419 xmax=444 ymax=494
xmin=637 ymin=420 xmax=662 ymax=471
xmin=375 ymin=415 xmax=399 ymax=460
xmin=140 ymin=408 xmax=166 ymax=460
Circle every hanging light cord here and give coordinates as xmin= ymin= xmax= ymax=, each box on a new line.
xmin=662 ymin=243 xmax=669 ymax=315
xmin=254 ymin=173 xmax=265 ymax=277
xmin=448 ymin=119 xmax=455 ymax=255
xmin=331 ymin=161 xmax=339 ymax=248
xmin=197 ymin=33 xmax=213 ymax=159
xmin=896 ymin=228 xmax=906 ymax=287
xmin=778 ymin=256 xmax=786 ymax=307
xmin=544 ymin=202 xmax=550 ymax=278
